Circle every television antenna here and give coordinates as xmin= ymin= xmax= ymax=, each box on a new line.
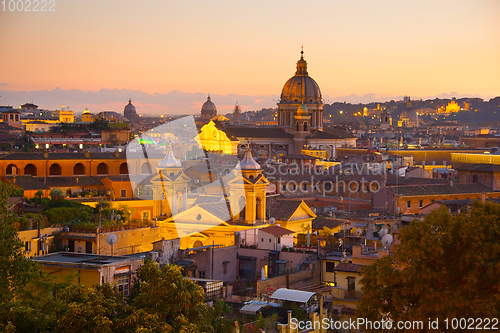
xmin=355 ymin=228 xmax=362 ymax=236
xmin=106 ymin=233 xmax=118 ymax=256
xmin=379 ymin=227 xmax=388 ymax=238
xmin=269 ymin=217 xmax=276 ymax=225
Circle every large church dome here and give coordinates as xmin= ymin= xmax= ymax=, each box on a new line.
xmin=124 ymin=99 xmax=137 ymax=121
xmin=280 ymin=51 xmax=322 ymax=104
xmin=201 ymin=95 xmax=217 ymax=119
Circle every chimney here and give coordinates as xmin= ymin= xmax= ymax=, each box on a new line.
xmin=84 ymin=150 xmax=90 ymax=158
xmin=481 ymin=192 xmax=486 ymax=204
xmin=43 ymin=150 xmax=49 ymax=159
xmin=114 ymin=149 xmax=120 ymax=158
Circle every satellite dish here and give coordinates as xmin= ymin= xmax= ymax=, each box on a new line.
xmin=106 ymin=233 xmax=118 ymax=256
xmin=379 ymin=227 xmax=388 ymax=238
xmin=106 ymin=233 xmax=118 ymax=245
xmin=269 ymin=217 xmax=276 ymax=225
xmin=381 ymin=234 xmax=393 ymax=248
xmin=355 ymin=228 xmax=363 ymax=236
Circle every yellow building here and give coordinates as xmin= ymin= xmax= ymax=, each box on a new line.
xmin=81 ymin=109 xmax=95 ymax=122
xmin=19 ymin=226 xmax=62 ymax=257
xmin=54 ymin=110 xmax=75 ymax=123
xmin=198 ymin=120 xmax=239 ymax=154
xmin=32 ymin=252 xmax=144 ymax=294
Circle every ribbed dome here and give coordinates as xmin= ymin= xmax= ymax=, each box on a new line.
xmin=201 ymin=95 xmax=217 ymax=113
xmin=280 ymin=52 xmax=322 ymax=104
xmin=239 ymin=150 xmax=260 ymax=170
xmin=124 ymin=99 xmax=136 ymax=113
xmin=158 ymin=145 xmax=181 ymax=168
xmin=400 ymin=108 xmax=418 ymax=122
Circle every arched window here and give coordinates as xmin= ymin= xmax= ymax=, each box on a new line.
xmin=296 ymin=122 xmax=300 ymax=131
xmin=73 ymin=163 xmax=85 ymax=175
xmin=97 ymin=163 xmax=108 ymax=175
xmin=49 ymin=163 xmax=62 ymax=176
xmin=304 ymin=122 xmax=308 ymax=132
xmin=472 ymin=174 xmax=479 ymax=183
xmin=24 ymin=164 xmax=37 ymax=176
xmin=6 ymin=164 xmax=18 ymax=175
xmin=256 ymin=197 xmax=263 ymax=220
xmin=119 ymin=163 xmax=128 ymax=175
xmin=239 ymin=196 xmax=246 ymax=220
xmin=141 ymin=162 xmax=152 ymax=175
xmin=193 ymin=240 xmax=203 ymax=248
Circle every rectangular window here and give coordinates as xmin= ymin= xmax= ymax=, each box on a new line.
xmin=142 ymin=212 xmax=149 ymax=220
xmin=407 ymin=200 xmax=411 ymax=208
xmin=25 ymin=241 xmax=31 ymax=252
xmin=121 ymin=189 xmax=127 ymax=197
xmin=347 ymin=276 xmax=356 ymax=291
xmin=325 ymin=261 xmax=335 ymax=272
xmin=269 ymin=238 xmax=271 ymax=242
xmin=85 ymin=241 xmax=92 ymax=254
xmin=198 ymin=271 xmax=206 ymax=279
xmin=419 ymin=200 xmax=423 ymax=208
xmin=116 ymin=276 xmax=130 ymax=296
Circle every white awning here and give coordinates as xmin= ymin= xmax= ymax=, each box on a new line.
xmin=240 ymin=303 xmax=266 ymax=315
xmin=270 ymin=288 xmax=317 ymax=303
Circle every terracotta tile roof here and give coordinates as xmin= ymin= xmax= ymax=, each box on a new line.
xmin=334 ymin=262 xmax=364 ymax=273
xmin=307 ymin=128 xmax=355 ymax=140
xmin=281 ymin=153 xmax=320 ymax=160
xmin=313 ymin=217 xmax=348 ymax=230
xmin=259 ymin=225 xmax=294 ymax=236
xmin=42 ymin=176 xmax=103 ymax=187
xmin=102 ymin=175 xmax=131 ymax=182
xmin=387 ymin=183 xmax=494 ymax=196
xmin=267 ymin=197 xmax=302 ymax=221
xmin=5 ymin=175 xmax=49 ymax=190
xmin=455 ymin=163 xmax=500 ymax=172
xmin=386 ymin=176 xmax=448 ymax=186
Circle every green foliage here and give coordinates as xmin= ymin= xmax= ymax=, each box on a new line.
xmin=50 ymin=188 xmax=64 ymax=199
xmin=44 ymin=207 xmax=92 ymax=225
xmin=357 ymin=203 xmax=500 ymax=331
xmin=0 ymin=183 xmax=236 ymax=332
xmin=130 ymin=259 xmax=206 ymax=331
xmin=0 ymin=181 xmax=39 ymax=304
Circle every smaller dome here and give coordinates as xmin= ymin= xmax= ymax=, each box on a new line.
xmin=201 ymin=96 xmax=217 ymax=113
xmin=239 ymin=150 xmax=260 ymax=170
xmin=297 ymin=103 xmax=308 ymax=115
xmin=83 ymin=108 xmax=90 ymax=114
xmin=124 ymin=99 xmax=136 ymax=113
xmin=158 ymin=145 xmax=181 ymax=168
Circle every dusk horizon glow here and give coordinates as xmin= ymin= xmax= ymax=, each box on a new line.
xmin=1 ymin=0 xmax=499 ymax=114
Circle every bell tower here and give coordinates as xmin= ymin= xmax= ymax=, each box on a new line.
xmin=151 ymin=144 xmax=190 ymax=218
xmin=229 ymin=150 xmax=269 ymax=224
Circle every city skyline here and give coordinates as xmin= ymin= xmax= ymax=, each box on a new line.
xmin=1 ymin=0 xmax=499 ymax=114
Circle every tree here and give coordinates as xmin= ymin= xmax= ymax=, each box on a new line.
xmin=129 ymin=259 xmax=209 ymax=332
xmin=318 ymin=226 xmax=332 ymax=248
xmin=357 ymin=202 xmax=500 ymax=332
xmin=0 ymin=181 xmax=39 ymax=304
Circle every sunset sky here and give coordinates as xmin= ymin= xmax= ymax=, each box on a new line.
xmin=1 ymin=0 xmax=499 ymax=115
